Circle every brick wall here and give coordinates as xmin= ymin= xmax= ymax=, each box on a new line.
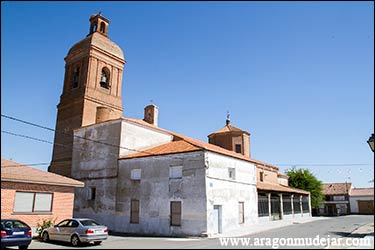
xmin=1 ymin=181 xmax=76 ymax=230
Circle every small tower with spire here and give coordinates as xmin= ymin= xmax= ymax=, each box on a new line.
xmin=208 ymin=113 xmax=251 ymax=157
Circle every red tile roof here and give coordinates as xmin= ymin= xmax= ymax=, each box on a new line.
xmin=121 ymin=140 xmax=201 ymax=159
xmin=208 ymin=123 xmax=250 ymax=137
xmin=120 ymin=118 xmax=279 ymax=171
xmin=323 ymin=183 xmax=352 ymax=195
xmin=1 ymin=159 xmax=84 ymax=187
xmin=350 ymin=188 xmax=374 ymax=197
xmin=257 ymin=182 xmax=310 ymax=195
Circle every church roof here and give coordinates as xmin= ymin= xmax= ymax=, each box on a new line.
xmin=67 ymin=32 xmax=124 ymax=60
xmin=120 ymin=118 xmax=277 ymax=170
xmin=1 ymin=158 xmax=84 ymax=187
xmin=207 ymin=120 xmax=250 ymax=137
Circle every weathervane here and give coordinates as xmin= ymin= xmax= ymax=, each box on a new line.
xmin=226 ymin=110 xmax=230 ymax=125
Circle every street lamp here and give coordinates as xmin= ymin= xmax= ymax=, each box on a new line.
xmin=367 ymin=133 xmax=374 ymax=152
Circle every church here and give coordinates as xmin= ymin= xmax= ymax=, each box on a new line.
xmin=49 ymin=13 xmax=311 ymax=237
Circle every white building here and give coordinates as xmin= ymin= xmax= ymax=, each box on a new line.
xmin=349 ymin=188 xmax=374 ymax=214
xmin=48 ymin=13 xmax=311 ymax=237
xmin=71 ymin=109 xmax=310 ymax=237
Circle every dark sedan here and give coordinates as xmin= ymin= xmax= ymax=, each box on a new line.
xmin=1 ymin=219 xmax=32 ymax=250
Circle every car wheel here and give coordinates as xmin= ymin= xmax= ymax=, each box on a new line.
xmin=71 ymin=235 xmax=80 ymax=247
xmin=19 ymin=245 xmax=29 ymax=250
xmin=42 ymin=232 xmax=49 ymax=242
xmin=94 ymin=241 xmax=102 ymax=245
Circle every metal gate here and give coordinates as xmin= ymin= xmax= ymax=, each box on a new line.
xmin=271 ymin=194 xmax=281 ymax=220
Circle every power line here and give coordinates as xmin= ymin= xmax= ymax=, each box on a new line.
xmin=1 ymin=114 xmax=189 ymax=161
xmin=3 ymin=114 xmax=374 ymax=167
xmin=1 ymin=114 xmax=169 ymax=157
xmin=274 ymin=163 xmax=373 ymax=167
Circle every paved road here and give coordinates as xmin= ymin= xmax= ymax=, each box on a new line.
xmin=15 ymin=215 xmax=373 ymax=249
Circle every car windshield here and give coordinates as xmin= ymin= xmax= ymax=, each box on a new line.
xmin=79 ymin=220 xmax=100 ymax=226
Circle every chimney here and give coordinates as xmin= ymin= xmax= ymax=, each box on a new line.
xmin=144 ymin=104 xmax=158 ymax=126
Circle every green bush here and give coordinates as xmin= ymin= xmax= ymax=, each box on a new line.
xmin=36 ymin=217 xmax=56 ymax=238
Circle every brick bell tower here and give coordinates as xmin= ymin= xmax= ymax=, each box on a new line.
xmin=49 ymin=13 xmax=126 ymax=177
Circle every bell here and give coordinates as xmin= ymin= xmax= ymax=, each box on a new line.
xmin=100 ymin=75 xmax=107 ymax=83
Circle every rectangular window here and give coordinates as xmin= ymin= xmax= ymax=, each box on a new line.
xmin=258 ymin=194 xmax=269 ymax=217
xmin=302 ymin=196 xmax=310 ymax=213
xmin=88 ymin=187 xmax=96 ymax=200
xmin=293 ymin=196 xmax=301 ymax=214
xmin=282 ymin=195 xmax=293 ymax=215
xmin=131 ymin=169 xmax=142 ymax=180
xmin=170 ymin=201 xmax=182 ymax=226
xmin=34 ymin=193 xmax=53 ymax=212
xmin=13 ymin=192 xmax=52 ymax=213
xmin=169 ymin=166 xmax=182 ymax=179
xmin=228 ymin=168 xmax=236 ymax=180
xmin=239 ymin=202 xmax=245 ymax=224
xmin=235 ymin=144 xmax=242 ymax=153
xmin=259 ymin=171 xmax=264 ymax=182
xmin=333 ymin=195 xmax=345 ymax=201
xmin=130 ymin=200 xmax=140 ymax=224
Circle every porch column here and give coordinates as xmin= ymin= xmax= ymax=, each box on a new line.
xmin=308 ymin=193 xmax=312 ymax=216
xmin=279 ymin=193 xmax=284 ymax=220
xmin=291 ymin=194 xmax=294 ymax=218
xmin=268 ymin=193 xmax=271 ymax=221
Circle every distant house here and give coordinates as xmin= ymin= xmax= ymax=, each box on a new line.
xmin=319 ymin=183 xmax=352 ymax=216
xmin=1 ymin=159 xmax=84 ymax=236
xmin=349 ymin=188 xmax=374 ymax=214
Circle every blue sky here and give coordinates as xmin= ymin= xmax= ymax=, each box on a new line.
xmin=1 ymin=1 xmax=374 ymax=188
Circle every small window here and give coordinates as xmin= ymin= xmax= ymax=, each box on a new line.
xmin=228 ymin=168 xmax=236 ymax=180
xmin=170 ymin=201 xmax=182 ymax=226
xmin=56 ymin=220 xmax=70 ymax=227
xmin=260 ymin=171 xmax=264 ymax=182
xmin=169 ymin=166 xmax=182 ymax=179
xmin=239 ymin=202 xmax=245 ymax=224
xmin=235 ymin=144 xmax=242 ymax=153
xmin=70 ymin=220 xmax=79 ymax=228
xmin=13 ymin=192 xmax=52 ymax=213
xmin=88 ymin=187 xmax=96 ymax=200
xmin=131 ymin=169 xmax=142 ymax=181
xmin=72 ymin=67 xmax=79 ymax=89
xmin=100 ymin=68 xmax=110 ymax=89
xmin=100 ymin=22 xmax=106 ymax=33
xmin=130 ymin=200 xmax=140 ymax=224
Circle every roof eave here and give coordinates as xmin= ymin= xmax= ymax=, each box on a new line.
xmin=1 ymin=178 xmax=84 ymax=188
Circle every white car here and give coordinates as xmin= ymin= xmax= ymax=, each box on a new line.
xmin=41 ymin=218 xmax=108 ymax=246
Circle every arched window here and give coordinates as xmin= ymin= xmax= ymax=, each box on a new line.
xmin=93 ymin=23 xmax=97 ymax=32
xmin=100 ymin=22 xmax=106 ymax=33
xmin=72 ymin=67 xmax=79 ymax=89
xmin=100 ymin=68 xmax=110 ymax=89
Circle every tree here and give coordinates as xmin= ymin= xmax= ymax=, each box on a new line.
xmin=287 ymin=168 xmax=324 ymax=209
